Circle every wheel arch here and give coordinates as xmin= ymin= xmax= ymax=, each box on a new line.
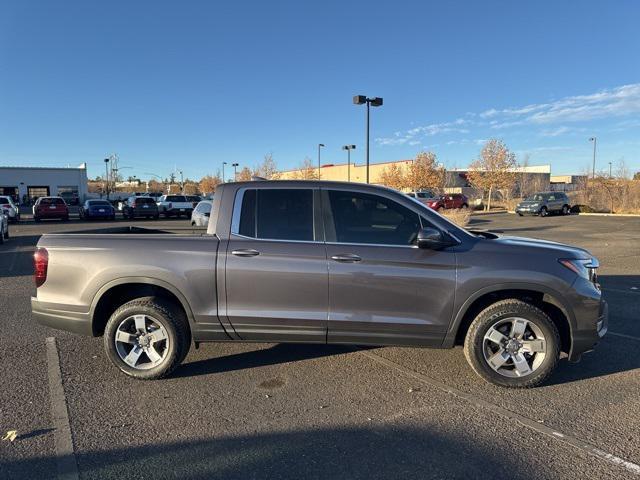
xmin=444 ymin=283 xmax=574 ymax=355
xmin=89 ymin=277 xmax=195 ymax=337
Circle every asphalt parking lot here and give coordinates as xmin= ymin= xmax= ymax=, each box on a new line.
xmin=1 ymin=213 xmax=639 ymax=479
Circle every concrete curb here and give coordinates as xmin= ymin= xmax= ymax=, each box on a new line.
xmin=505 ymin=211 xmax=640 ymax=217
xmin=470 ymin=209 xmax=509 ymax=216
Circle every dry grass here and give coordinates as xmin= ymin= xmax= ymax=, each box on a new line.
xmin=442 ymin=208 xmax=471 ymax=227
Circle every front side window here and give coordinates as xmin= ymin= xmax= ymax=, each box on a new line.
xmin=237 ymin=189 xmax=314 ymax=241
xmin=328 ymin=190 xmax=421 ymax=246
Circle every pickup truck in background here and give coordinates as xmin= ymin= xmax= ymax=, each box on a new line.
xmin=157 ymin=195 xmax=194 ymax=218
xmin=32 ymin=181 xmax=607 ymax=388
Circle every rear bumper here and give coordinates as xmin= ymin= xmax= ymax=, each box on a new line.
xmin=31 ymin=297 xmax=93 ymax=336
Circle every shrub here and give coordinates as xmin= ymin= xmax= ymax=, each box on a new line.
xmin=442 ymin=208 xmax=471 ymax=227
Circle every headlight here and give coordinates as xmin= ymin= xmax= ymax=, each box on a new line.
xmin=559 ymin=258 xmax=599 ymax=284
xmin=530 ymin=203 xmax=539 ymax=207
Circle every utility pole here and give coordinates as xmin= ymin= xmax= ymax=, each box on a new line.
xmin=589 ymin=137 xmax=597 ymax=178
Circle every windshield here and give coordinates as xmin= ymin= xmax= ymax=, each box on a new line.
xmin=526 ymin=194 xmax=545 ymax=201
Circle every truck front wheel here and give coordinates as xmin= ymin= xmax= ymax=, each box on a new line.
xmin=104 ymin=297 xmax=190 ymax=380
xmin=463 ymin=299 xmax=560 ymax=388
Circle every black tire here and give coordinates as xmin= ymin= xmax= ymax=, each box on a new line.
xmin=517 ymin=212 xmax=523 ymax=217
xmin=103 ymin=297 xmax=191 ymax=380
xmin=34 ymin=216 xmax=41 ymax=223
xmin=4 ymin=226 xmax=9 ymax=239
xmin=539 ymin=207 xmax=548 ymax=217
xmin=463 ymin=299 xmax=560 ymax=388
xmin=154 ymin=214 xmax=160 ymax=220
xmin=62 ymin=215 xmax=69 ymax=222
xmin=0 ymin=227 xmax=4 ymax=244
xmin=460 ymin=203 xmax=468 ymax=209
xmin=561 ymin=205 xmax=569 ymax=215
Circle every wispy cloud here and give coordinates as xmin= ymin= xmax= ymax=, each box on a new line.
xmin=376 ymin=83 xmax=640 ymax=146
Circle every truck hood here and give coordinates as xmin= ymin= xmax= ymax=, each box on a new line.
xmin=489 ymin=234 xmax=592 ymax=259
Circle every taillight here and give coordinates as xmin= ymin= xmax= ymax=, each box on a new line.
xmin=2 ymin=204 xmax=9 ymax=209
xmin=34 ymin=247 xmax=49 ymax=288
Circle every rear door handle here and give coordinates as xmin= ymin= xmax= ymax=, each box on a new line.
xmin=232 ymin=249 xmax=260 ymax=257
xmin=331 ymin=254 xmax=362 ymax=263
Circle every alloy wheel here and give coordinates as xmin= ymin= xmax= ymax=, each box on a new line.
xmin=114 ymin=314 xmax=170 ymax=370
xmin=482 ymin=317 xmax=546 ymax=378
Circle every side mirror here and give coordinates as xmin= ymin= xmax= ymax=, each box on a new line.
xmin=417 ymin=227 xmax=457 ymax=250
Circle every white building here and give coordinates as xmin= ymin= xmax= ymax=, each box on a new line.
xmin=0 ymin=164 xmax=88 ymax=205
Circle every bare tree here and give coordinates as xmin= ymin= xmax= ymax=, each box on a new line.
xmin=467 ymin=139 xmax=517 ymax=211
xmin=378 ymin=163 xmax=405 ymax=191
xmin=291 ymin=157 xmax=319 ymax=180
xmin=254 ymin=153 xmax=280 ymax=179
xmin=405 ymin=151 xmax=446 ymax=193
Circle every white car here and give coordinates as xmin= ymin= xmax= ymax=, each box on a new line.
xmin=407 ymin=190 xmax=438 ymax=206
xmin=191 ymin=200 xmax=212 ymax=227
xmin=0 ymin=196 xmax=20 ymax=223
xmin=157 ymin=195 xmax=194 ymax=218
xmin=0 ymin=209 xmax=9 ymax=244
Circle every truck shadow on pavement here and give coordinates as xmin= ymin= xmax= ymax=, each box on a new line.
xmin=174 ymin=344 xmax=360 ymax=378
xmin=0 ymin=235 xmax=41 ymax=278
xmin=2 ymin=425 xmax=545 ymax=480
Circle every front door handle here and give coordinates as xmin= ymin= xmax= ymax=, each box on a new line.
xmin=232 ymin=249 xmax=260 ymax=257
xmin=331 ymin=254 xmax=362 ymax=263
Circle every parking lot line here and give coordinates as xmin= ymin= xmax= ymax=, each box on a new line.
xmin=359 ymin=349 xmax=640 ymax=477
xmin=609 ymin=331 xmax=640 ymax=342
xmin=46 ymin=337 xmax=79 ymax=480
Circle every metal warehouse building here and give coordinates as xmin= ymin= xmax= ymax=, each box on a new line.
xmin=0 ymin=164 xmax=88 ymax=205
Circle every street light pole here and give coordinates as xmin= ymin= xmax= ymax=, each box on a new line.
xmin=353 ymin=96 xmax=383 ymax=184
xmin=232 ymin=163 xmax=239 ymax=181
xmin=342 ymin=145 xmax=356 ymax=182
xmin=318 ymin=144 xmax=325 ymax=179
xmin=179 ymin=170 xmax=184 ymax=193
xmin=609 ymin=162 xmax=612 ymax=178
xmin=222 ymin=162 xmax=227 ymax=183
xmin=589 ymin=137 xmax=597 ymax=178
xmin=104 ymin=158 xmax=110 ymax=199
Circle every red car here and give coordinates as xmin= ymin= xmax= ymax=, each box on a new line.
xmin=426 ymin=193 xmax=469 ymax=211
xmin=33 ymin=197 xmax=70 ymax=222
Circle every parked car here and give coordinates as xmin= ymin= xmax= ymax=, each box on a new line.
xmin=516 ymin=192 xmax=571 ymax=217
xmin=157 ymin=195 xmax=194 ymax=218
xmin=80 ymin=199 xmax=116 ymax=221
xmin=32 ymin=180 xmax=607 ymax=388
xmin=425 ymin=193 xmax=469 ymax=211
xmin=33 ymin=197 xmax=69 ymax=222
xmin=0 ymin=195 xmax=20 ymax=223
xmin=407 ymin=190 xmax=438 ymax=206
xmin=191 ymin=200 xmax=212 ymax=227
xmin=0 ymin=208 xmax=9 ymax=244
xmin=122 ymin=196 xmax=159 ymax=220
xmin=186 ymin=195 xmax=202 ymax=209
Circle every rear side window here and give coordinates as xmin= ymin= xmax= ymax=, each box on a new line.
xmin=197 ymin=202 xmax=212 ymax=213
xmin=237 ymin=189 xmax=314 ymax=241
xmin=166 ymin=195 xmax=186 ymax=202
xmin=137 ymin=197 xmax=156 ymax=204
xmin=327 ymin=190 xmax=421 ymax=246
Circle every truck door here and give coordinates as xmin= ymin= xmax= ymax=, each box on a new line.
xmin=224 ymin=187 xmax=328 ymax=342
xmin=322 ymin=188 xmax=456 ymax=346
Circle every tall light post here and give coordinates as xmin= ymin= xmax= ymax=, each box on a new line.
xmin=318 ymin=144 xmax=325 ymax=179
xmin=222 ymin=162 xmax=228 ymax=183
xmin=609 ymin=162 xmax=612 ymax=178
xmin=353 ymin=96 xmax=383 ymax=184
xmin=589 ymin=137 xmax=597 ymax=178
xmin=103 ymin=158 xmax=110 ymax=199
xmin=342 ymin=145 xmax=356 ymax=182
xmin=179 ymin=169 xmax=184 ymax=192
xmin=232 ymin=163 xmax=239 ymax=181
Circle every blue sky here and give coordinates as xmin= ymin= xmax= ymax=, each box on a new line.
xmin=1 ymin=0 xmax=639 ymax=180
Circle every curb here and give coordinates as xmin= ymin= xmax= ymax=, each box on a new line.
xmin=470 ymin=209 xmax=509 ymax=216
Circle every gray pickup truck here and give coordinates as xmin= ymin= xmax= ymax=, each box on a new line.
xmin=32 ymin=181 xmax=607 ymax=388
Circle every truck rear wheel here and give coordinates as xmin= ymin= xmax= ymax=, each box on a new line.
xmin=104 ymin=297 xmax=191 ymax=380
xmin=463 ymin=299 xmax=560 ymax=388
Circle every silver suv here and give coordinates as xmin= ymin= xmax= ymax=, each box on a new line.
xmin=516 ymin=192 xmax=571 ymax=217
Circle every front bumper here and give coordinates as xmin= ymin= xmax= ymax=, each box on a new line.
xmin=566 ymin=278 xmax=608 ymax=362
xmin=31 ymin=297 xmax=93 ymax=336
xmin=515 ymin=206 xmax=540 ymax=215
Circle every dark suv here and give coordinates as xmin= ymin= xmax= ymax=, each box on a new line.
xmin=122 ymin=196 xmax=160 ymax=219
xmin=516 ymin=192 xmax=571 ymax=217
